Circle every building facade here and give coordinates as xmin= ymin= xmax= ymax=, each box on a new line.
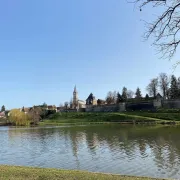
xmin=72 ymin=86 xmax=86 ymax=109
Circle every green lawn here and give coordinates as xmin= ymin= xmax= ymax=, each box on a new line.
xmin=0 ymin=165 xmax=167 ymax=180
xmin=40 ymin=112 xmax=180 ymax=126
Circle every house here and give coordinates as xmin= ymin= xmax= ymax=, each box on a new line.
xmin=0 ymin=111 xmax=5 ymax=118
xmin=56 ymin=107 xmax=64 ymax=112
xmin=47 ymin=105 xmax=57 ymax=111
xmin=86 ymin=93 xmax=97 ymax=107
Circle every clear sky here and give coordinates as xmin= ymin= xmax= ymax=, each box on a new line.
xmin=0 ymin=0 xmax=180 ymax=110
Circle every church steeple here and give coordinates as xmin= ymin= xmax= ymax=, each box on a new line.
xmin=73 ymin=85 xmax=78 ymax=109
xmin=74 ymin=85 xmax=77 ymax=93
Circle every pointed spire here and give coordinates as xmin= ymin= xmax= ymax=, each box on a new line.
xmin=74 ymin=85 xmax=77 ymax=93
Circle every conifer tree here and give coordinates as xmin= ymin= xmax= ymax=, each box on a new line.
xmin=170 ymin=75 xmax=179 ymax=99
xmin=116 ymin=92 xmax=123 ymax=103
xmin=122 ymin=87 xmax=127 ymax=102
xmin=135 ymin=87 xmax=142 ymax=99
xmin=1 ymin=105 xmax=5 ymax=112
xmin=145 ymin=94 xmax=149 ymax=100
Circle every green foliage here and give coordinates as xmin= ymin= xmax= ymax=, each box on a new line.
xmin=1 ymin=105 xmax=5 ymax=112
xmin=122 ymin=87 xmax=127 ymax=102
xmin=116 ymin=92 xmax=123 ymax=103
xmin=145 ymin=94 xmax=149 ymax=100
xmin=9 ymin=109 xmax=31 ymax=126
xmin=170 ymin=75 xmax=179 ymax=99
xmin=135 ymin=87 xmax=142 ymax=99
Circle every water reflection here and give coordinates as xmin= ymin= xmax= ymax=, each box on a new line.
xmin=1 ymin=125 xmax=180 ymax=179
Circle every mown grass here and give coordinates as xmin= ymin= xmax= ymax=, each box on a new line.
xmin=123 ymin=112 xmax=180 ymax=121
xmin=0 ymin=165 xmax=167 ymax=180
xmin=40 ymin=112 xmax=180 ymax=126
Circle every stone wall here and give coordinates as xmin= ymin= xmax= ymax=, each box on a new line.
xmin=162 ymin=99 xmax=180 ymax=109
xmin=85 ymin=99 xmax=180 ymax=112
xmin=126 ymin=101 xmax=155 ymax=111
xmin=85 ymin=103 xmax=125 ymax=112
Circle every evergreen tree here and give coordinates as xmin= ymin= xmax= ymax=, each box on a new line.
xmin=122 ymin=87 xmax=127 ymax=102
xmin=170 ymin=75 xmax=179 ymax=99
xmin=135 ymin=87 xmax=142 ymax=99
xmin=1 ymin=105 xmax=5 ymax=112
xmin=178 ymin=77 xmax=180 ymax=97
xmin=145 ymin=94 xmax=149 ymax=100
xmin=116 ymin=92 xmax=123 ymax=103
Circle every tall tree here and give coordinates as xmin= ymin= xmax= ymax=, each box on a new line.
xmin=146 ymin=78 xmax=158 ymax=98
xmin=1 ymin=105 xmax=5 ymax=112
xmin=112 ymin=91 xmax=117 ymax=104
xmin=64 ymin=102 xmax=69 ymax=109
xmin=106 ymin=91 xmax=114 ymax=104
xmin=69 ymin=98 xmax=73 ymax=108
xmin=134 ymin=0 xmax=180 ymax=62
xmin=178 ymin=77 xmax=180 ymax=89
xmin=170 ymin=75 xmax=179 ymax=99
xmin=116 ymin=92 xmax=123 ymax=104
xmin=29 ymin=107 xmax=42 ymax=125
xmin=135 ymin=87 xmax=142 ymax=99
xmin=178 ymin=77 xmax=180 ymax=97
xmin=122 ymin=87 xmax=128 ymax=102
xmin=159 ymin=73 xmax=169 ymax=99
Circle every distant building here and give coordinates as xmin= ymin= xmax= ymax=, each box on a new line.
xmin=97 ymin=99 xmax=106 ymax=105
xmin=72 ymin=86 xmax=86 ymax=109
xmin=0 ymin=111 xmax=5 ymax=118
xmin=47 ymin=105 xmax=57 ymax=111
xmin=86 ymin=93 xmax=97 ymax=107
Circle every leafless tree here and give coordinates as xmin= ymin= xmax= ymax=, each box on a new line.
xmin=159 ymin=73 xmax=169 ymax=99
xmin=133 ymin=0 xmax=180 ymax=62
xmin=64 ymin=102 xmax=69 ymax=109
xmin=29 ymin=107 xmax=42 ymax=125
xmin=69 ymin=98 xmax=73 ymax=108
xmin=127 ymin=90 xmax=135 ymax=99
xmin=146 ymin=78 xmax=159 ymax=98
xmin=59 ymin=103 xmax=63 ymax=107
xmin=106 ymin=91 xmax=114 ymax=104
xmin=113 ymin=91 xmax=117 ymax=103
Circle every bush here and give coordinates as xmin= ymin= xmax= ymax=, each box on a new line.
xmin=9 ymin=109 xmax=31 ymax=126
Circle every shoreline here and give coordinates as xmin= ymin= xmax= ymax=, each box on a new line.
xmin=0 ymin=165 xmax=169 ymax=180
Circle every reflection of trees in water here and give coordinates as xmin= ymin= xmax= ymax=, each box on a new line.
xmin=65 ymin=125 xmax=180 ymax=173
xmin=7 ymin=125 xmax=180 ymax=173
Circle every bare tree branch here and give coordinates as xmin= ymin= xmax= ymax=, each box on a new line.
xmin=133 ymin=0 xmax=180 ymax=60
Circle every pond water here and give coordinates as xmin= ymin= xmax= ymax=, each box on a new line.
xmin=1 ymin=124 xmax=180 ymax=179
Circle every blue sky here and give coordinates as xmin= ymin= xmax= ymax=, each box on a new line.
xmin=0 ymin=0 xmax=180 ymax=109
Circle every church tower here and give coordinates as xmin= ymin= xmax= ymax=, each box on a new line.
xmin=73 ymin=85 xmax=78 ymax=108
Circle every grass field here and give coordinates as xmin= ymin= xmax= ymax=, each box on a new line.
xmin=0 ymin=165 xmax=167 ymax=180
xmin=40 ymin=112 xmax=180 ymax=126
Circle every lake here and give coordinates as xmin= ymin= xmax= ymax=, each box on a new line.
xmin=1 ymin=124 xmax=180 ymax=179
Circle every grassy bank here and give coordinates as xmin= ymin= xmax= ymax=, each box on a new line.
xmin=0 ymin=165 xmax=166 ymax=180
xmin=40 ymin=112 xmax=180 ymax=126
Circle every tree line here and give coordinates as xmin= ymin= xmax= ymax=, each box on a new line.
xmin=9 ymin=102 xmax=56 ymax=126
xmin=104 ymin=73 xmax=180 ymax=105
